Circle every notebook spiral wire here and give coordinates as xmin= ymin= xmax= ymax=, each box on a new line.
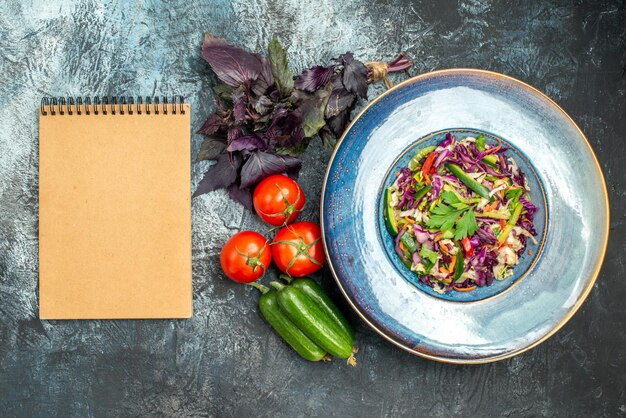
xmin=40 ymin=96 xmax=186 ymax=116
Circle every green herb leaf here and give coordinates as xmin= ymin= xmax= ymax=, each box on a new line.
xmin=419 ymin=246 xmax=439 ymax=265
xmin=440 ymin=191 xmax=461 ymax=205
xmin=299 ymin=86 xmax=331 ymax=137
xmin=508 ymin=197 xmax=521 ymax=213
xmin=268 ymin=36 xmax=294 ymax=97
xmin=213 ymin=83 xmax=235 ymax=101
xmin=476 ymin=134 xmax=486 ymax=151
xmin=454 ymin=209 xmax=478 ymax=241
xmin=505 ymin=188 xmax=523 ymax=200
xmin=196 ymin=137 xmax=226 ymax=161
xmin=274 ymin=139 xmax=311 ymax=156
xmin=451 ymin=202 xmax=470 ymax=210
xmin=441 ymin=190 xmax=470 ymax=209
xmin=426 ymin=203 xmax=463 ymax=232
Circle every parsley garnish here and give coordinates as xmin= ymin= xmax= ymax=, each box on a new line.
xmin=440 ymin=191 xmax=470 ymax=210
xmin=426 ymin=192 xmax=479 ymax=240
xmin=454 ymin=209 xmax=478 ymax=241
xmin=426 ymin=203 xmax=461 ymax=232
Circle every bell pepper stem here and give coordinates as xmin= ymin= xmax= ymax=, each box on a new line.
xmin=247 ymin=282 xmax=270 ymax=294
xmin=279 ymin=274 xmax=293 ymax=284
xmin=269 ymin=281 xmax=286 ymax=290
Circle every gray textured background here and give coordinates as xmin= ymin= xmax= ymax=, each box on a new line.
xmin=1 ymin=0 xmax=625 ymax=416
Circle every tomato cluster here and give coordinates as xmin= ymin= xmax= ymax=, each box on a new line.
xmin=220 ymin=175 xmax=326 ymax=283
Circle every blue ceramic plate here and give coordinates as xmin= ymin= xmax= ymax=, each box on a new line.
xmin=321 ymin=69 xmax=609 ymax=364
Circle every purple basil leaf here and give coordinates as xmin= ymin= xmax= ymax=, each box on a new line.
xmin=339 ymin=52 xmax=368 ymax=99
xmin=269 ymin=103 xmax=289 ymax=126
xmin=193 ymin=153 xmax=241 ymax=197
xmin=251 ymin=53 xmax=275 ymax=96
xmin=268 ymin=36 xmax=294 ymax=97
xmin=213 ymin=83 xmax=235 ymax=101
xmin=298 ymin=85 xmax=331 ymax=137
xmin=253 ymin=95 xmax=273 ymax=115
xmin=318 ymin=126 xmax=337 ymax=148
xmin=196 ymin=137 xmax=226 ymax=161
xmin=275 ymin=112 xmax=304 ymax=146
xmin=228 ymin=127 xmax=243 ymax=142
xmin=240 ymin=151 xmax=302 ymax=188
xmin=287 ymin=125 xmax=305 ymax=146
xmin=201 ymin=33 xmax=262 ymax=88
xmin=294 ymin=65 xmax=335 ymax=92
xmin=274 ymin=139 xmax=310 ymax=156
xmin=265 ymin=104 xmax=290 ymax=141
xmin=227 ymin=184 xmax=253 ymax=210
xmin=227 ymin=135 xmax=268 ymax=152
xmin=197 ymin=113 xmax=224 ymax=135
xmin=327 ymin=109 xmax=350 ymax=136
xmin=285 ymin=160 xmax=301 ymax=180
xmin=254 ymin=115 xmax=272 ymax=132
xmin=232 ymin=91 xmax=247 ymax=123
xmin=325 ymin=86 xmax=356 ymax=118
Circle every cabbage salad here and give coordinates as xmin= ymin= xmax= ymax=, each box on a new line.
xmin=384 ymin=133 xmax=538 ymax=293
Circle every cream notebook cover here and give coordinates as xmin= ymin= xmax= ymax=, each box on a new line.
xmin=39 ymin=97 xmax=191 ymax=319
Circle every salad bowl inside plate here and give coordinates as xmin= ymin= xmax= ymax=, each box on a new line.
xmin=320 ymin=69 xmax=609 ymax=364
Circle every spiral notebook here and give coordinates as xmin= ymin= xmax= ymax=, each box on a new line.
xmin=39 ymin=96 xmax=192 ymax=319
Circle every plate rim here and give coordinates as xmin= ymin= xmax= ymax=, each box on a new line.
xmin=319 ymin=68 xmax=610 ymax=364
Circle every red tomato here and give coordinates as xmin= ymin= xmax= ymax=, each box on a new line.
xmin=220 ymin=231 xmax=272 ymax=283
xmin=253 ymin=175 xmax=306 ymax=226
xmin=271 ymin=222 xmax=326 ymax=277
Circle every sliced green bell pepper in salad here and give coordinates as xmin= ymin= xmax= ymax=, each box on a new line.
xmin=445 ymin=163 xmax=493 ymax=201
xmin=407 ymin=145 xmax=437 ymax=171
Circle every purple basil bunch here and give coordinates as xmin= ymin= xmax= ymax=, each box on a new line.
xmin=194 ymin=34 xmax=410 ymax=208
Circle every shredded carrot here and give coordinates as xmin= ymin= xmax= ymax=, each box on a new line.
xmin=528 ymin=249 xmax=532 ymax=255
xmin=441 ymin=277 xmax=452 ymax=284
xmin=448 ymin=256 xmax=457 ymax=272
xmin=499 ymin=219 xmax=507 ymax=229
xmin=433 ymin=232 xmax=444 ymax=242
xmin=404 ymin=217 xmax=415 ymax=224
xmin=440 ymin=266 xmax=450 ymax=274
xmin=438 ymin=241 xmax=450 ymax=255
xmin=500 ymin=189 xmax=505 ymax=200
xmin=399 ymin=241 xmax=406 ymax=252
xmin=490 ymin=145 xmax=501 ymax=154
xmin=484 ymin=201 xmax=498 ymax=212
xmin=454 ymin=285 xmax=477 ymax=292
xmin=424 ymin=176 xmax=431 ymax=185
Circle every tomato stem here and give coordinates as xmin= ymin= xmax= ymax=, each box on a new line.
xmin=272 ymin=237 xmax=322 ymax=275
xmin=257 ymin=184 xmax=303 ymax=226
xmin=236 ymin=244 xmax=268 ymax=274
